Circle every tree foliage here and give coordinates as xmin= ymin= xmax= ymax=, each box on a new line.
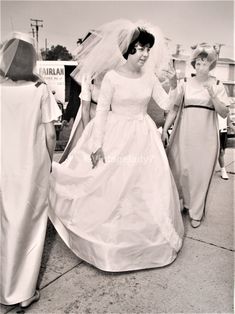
xmin=42 ymin=45 xmax=72 ymax=60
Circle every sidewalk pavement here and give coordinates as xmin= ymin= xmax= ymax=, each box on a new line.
xmin=1 ymin=149 xmax=234 ymax=314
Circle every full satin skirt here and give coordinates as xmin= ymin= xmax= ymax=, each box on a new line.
xmin=49 ymin=112 xmax=184 ymax=272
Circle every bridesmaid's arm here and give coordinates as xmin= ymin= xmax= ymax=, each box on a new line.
xmin=150 ymin=75 xmax=180 ymax=146
xmin=81 ymin=100 xmax=91 ymax=128
xmin=45 ymin=122 xmax=56 ymax=163
xmin=163 ymin=84 xmax=183 ymax=131
xmin=161 ymin=109 xmax=178 ymax=146
xmin=161 ymin=82 xmax=184 ymax=146
xmin=41 ymin=84 xmax=62 ymax=163
xmin=80 ymin=75 xmax=92 ymax=128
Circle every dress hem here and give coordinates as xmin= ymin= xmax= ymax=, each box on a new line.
xmin=49 ymin=209 xmax=181 ymax=273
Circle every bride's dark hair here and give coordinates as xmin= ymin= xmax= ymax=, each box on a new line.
xmin=123 ymin=27 xmax=155 ymax=60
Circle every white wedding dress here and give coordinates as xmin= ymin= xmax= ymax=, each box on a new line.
xmin=49 ymin=70 xmax=184 ymax=272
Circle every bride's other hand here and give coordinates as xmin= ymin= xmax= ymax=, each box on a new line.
xmin=161 ymin=130 xmax=169 ymax=148
xmin=90 ymin=147 xmax=105 ymax=168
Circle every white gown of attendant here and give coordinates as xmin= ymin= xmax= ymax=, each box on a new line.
xmin=49 ymin=70 xmax=184 ymax=272
xmin=1 ymin=79 xmax=61 ymax=305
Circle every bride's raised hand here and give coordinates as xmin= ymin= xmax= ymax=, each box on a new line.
xmin=90 ymin=147 xmax=106 ymax=169
xmin=162 ymin=61 xmax=177 ymax=89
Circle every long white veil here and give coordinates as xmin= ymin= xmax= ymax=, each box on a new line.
xmin=71 ymin=19 xmax=170 ymax=83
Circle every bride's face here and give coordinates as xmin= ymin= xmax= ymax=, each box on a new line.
xmin=128 ymin=43 xmax=151 ymax=68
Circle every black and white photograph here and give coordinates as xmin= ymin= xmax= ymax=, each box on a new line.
xmin=1 ymin=0 xmax=234 ymax=313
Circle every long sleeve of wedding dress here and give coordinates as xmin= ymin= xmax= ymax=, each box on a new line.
xmin=91 ymin=72 xmax=113 ymax=152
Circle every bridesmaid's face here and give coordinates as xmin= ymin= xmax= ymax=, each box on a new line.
xmin=195 ymin=57 xmax=210 ymax=75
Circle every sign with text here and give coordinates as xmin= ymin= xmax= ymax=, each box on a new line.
xmin=36 ymin=61 xmax=77 ymax=103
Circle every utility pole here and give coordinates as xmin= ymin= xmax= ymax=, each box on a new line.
xmin=30 ymin=18 xmax=43 ymax=54
xmin=164 ymin=37 xmax=171 ymax=52
xmin=44 ymin=38 xmax=48 ymax=60
xmin=29 ymin=27 xmax=35 ymax=38
xmin=214 ymin=43 xmax=225 ymax=58
xmin=175 ymin=44 xmax=182 ymax=57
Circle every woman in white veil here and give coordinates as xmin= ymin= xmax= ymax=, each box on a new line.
xmin=60 ymin=20 xmax=140 ymax=162
xmin=60 ymin=19 xmax=170 ymax=162
xmin=49 ymin=19 xmax=184 ymax=272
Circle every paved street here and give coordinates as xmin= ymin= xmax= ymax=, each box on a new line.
xmin=1 ymin=149 xmax=234 ymax=314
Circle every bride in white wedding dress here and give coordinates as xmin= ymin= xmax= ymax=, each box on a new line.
xmin=49 ymin=20 xmax=184 ymax=272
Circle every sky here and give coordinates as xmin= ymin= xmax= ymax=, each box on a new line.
xmin=1 ymin=0 xmax=234 ymax=59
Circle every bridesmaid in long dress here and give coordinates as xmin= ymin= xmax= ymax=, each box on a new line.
xmin=162 ymin=43 xmax=230 ymax=228
xmin=60 ymin=31 xmax=105 ymax=163
xmin=60 ymin=73 xmax=104 ymax=163
xmin=49 ymin=20 xmax=184 ymax=272
xmin=1 ymin=33 xmax=61 ymax=307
